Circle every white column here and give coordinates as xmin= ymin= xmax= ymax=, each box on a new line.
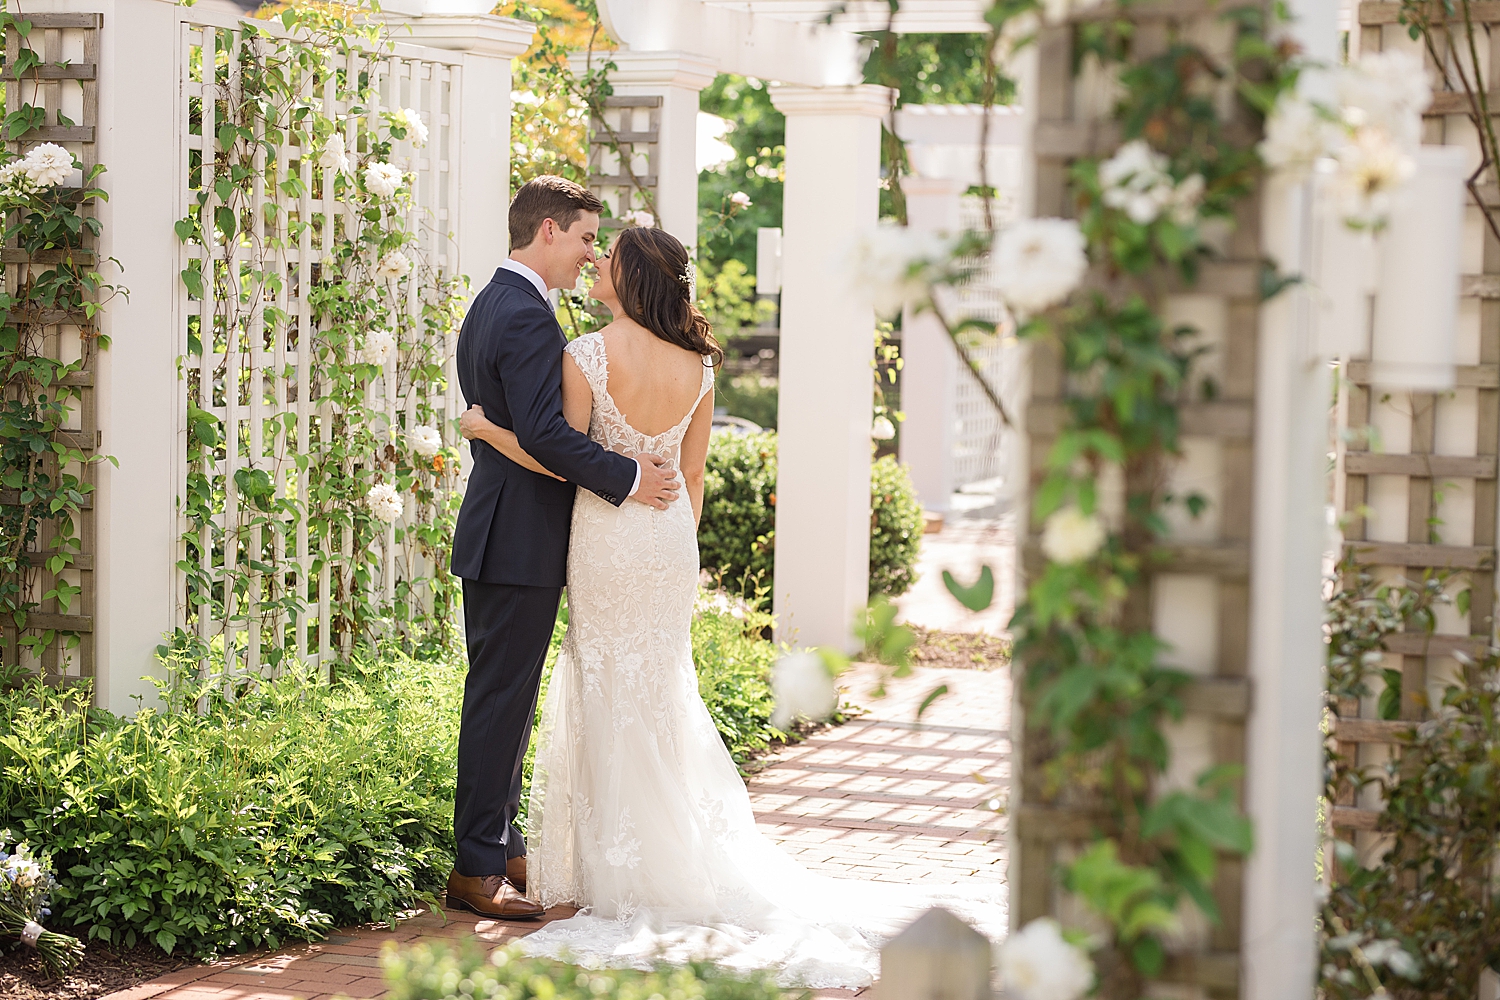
xmin=899 ymin=177 xmax=961 ymax=516
xmin=381 ymin=10 xmax=535 ymax=278
xmin=770 ymin=84 xmax=893 ymax=651
xmin=91 ymin=0 xmax=185 ymax=713
xmin=572 ymin=50 xmax=717 ymax=251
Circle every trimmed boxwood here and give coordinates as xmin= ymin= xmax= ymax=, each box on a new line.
xmin=698 ymin=430 xmax=923 ymax=601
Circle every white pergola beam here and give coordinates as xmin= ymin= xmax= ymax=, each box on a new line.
xmin=701 ymin=0 xmax=991 ymax=33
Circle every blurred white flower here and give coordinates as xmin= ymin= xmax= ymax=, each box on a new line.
xmin=364 ymin=161 xmax=404 ymax=199
xmin=21 ymin=143 xmax=73 ymax=187
xmin=998 ymin=918 xmax=1094 ymax=1000
xmin=362 ymin=329 xmax=398 ymax=367
xmin=375 ymin=250 xmax=412 ymax=281
xmin=319 ymin=132 xmax=350 ymax=174
xmin=729 ymin=191 xmax=752 ymax=209
xmin=394 ymin=107 xmax=429 ymax=148
xmin=1260 ymin=96 xmax=1340 ymax=172
xmin=367 ymin=482 xmax=404 ymax=523
xmin=1338 ymin=49 xmax=1431 ymax=149
xmin=622 ymin=209 xmax=655 ymax=228
xmin=847 ymin=221 xmax=952 ymax=318
xmin=1385 ymin=947 xmax=1419 ymax=980
xmin=1100 ymin=139 xmax=1172 ymax=221
xmin=771 ymin=651 xmax=838 ymax=730
xmin=407 ymin=425 xmax=443 ymax=457
xmin=1165 ymin=173 xmax=1205 ymax=226
xmin=871 ymin=415 xmax=897 ymax=441
xmin=1041 ymin=505 xmax=1107 ymax=564
xmin=992 ymin=218 xmax=1087 ymax=318
xmin=1329 ymin=126 xmax=1414 ymax=230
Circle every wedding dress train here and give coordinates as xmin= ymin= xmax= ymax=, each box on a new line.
xmin=520 ymin=333 xmax=1003 ymax=987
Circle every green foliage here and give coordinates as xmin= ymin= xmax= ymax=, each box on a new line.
xmin=868 ymin=454 xmax=923 ymax=598
xmin=0 ymin=649 xmax=462 ymax=958
xmin=715 ymin=371 xmax=779 ymax=430
xmin=382 ymin=940 xmax=790 ymax=1000
xmin=698 ymin=76 xmax=786 ymax=279
xmin=698 ymin=432 xmax=923 ymax=601
xmin=1320 ymin=558 xmax=1499 ymax=998
xmin=698 ymin=258 xmax=775 ymax=342
xmin=692 ymin=593 xmax=784 ymax=765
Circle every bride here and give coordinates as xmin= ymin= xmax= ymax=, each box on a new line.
xmin=458 ymin=225 xmax=982 ymax=988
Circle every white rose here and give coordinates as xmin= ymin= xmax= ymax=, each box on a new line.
xmin=1338 ymin=49 xmax=1430 ymax=150
xmin=319 ymin=132 xmax=350 ymax=174
xmin=992 ymin=218 xmax=1088 ymax=318
xmin=364 ymin=161 xmax=405 ymax=200
xmin=1166 ymin=173 xmax=1205 ymax=226
xmin=1040 ymin=505 xmax=1107 ymax=564
xmin=871 ymin=415 xmax=897 ymax=441
xmin=375 ymin=250 xmax=412 ymax=281
xmin=21 ymin=142 xmax=73 ymax=187
xmin=998 ymin=918 xmax=1094 ymax=1000
xmin=395 ymin=107 xmax=429 ymax=148
xmin=367 ymin=482 xmax=404 ymax=524
xmin=1100 ymin=140 xmax=1177 ymax=225
xmin=847 ymin=221 xmax=951 ymax=318
xmin=1330 ymin=125 xmax=1414 ymax=230
xmin=0 ymin=161 xmax=34 ymax=195
xmin=623 ymin=209 xmax=655 ymax=228
xmin=407 ymin=425 xmax=443 ymax=457
xmin=729 ymin=191 xmax=752 ymax=209
xmin=1260 ymin=95 xmax=1341 ymax=172
xmin=361 ymin=329 xmax=397 ymax=367
xmin=770 ymin=651 xmax=838 ymax=730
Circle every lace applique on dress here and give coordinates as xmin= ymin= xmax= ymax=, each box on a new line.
xmin=521 ymin=332 xmax=1003 ymax=987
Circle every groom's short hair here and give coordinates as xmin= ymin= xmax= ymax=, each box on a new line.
xmin=510 ymin=176 xmax=604 ymax=251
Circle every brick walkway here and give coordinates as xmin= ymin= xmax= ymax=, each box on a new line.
xmin=101 ymin=663 xmax=1009 ymax=1000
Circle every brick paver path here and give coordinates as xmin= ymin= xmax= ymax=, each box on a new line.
xmin=101 ymin=663 xmax=1009 ymax=1000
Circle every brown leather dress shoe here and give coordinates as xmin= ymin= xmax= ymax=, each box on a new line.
xmin=446 ymin=870 xmax=544 ymax=920
xmin=506 ymin=856 xmax=527 ymax=895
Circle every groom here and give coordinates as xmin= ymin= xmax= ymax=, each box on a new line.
xmin=447 ymin=176 xmax=680 ymax=918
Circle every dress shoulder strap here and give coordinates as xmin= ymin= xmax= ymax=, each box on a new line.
xmin=565 ymin=333 xmax=609 ymax=399
xmin=693 ymin=359 xmax=715 ymax=409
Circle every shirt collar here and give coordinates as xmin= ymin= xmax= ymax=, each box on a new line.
xmin=500 ymin=258 xmax=549 ymax=302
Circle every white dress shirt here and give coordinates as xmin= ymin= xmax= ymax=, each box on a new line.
xmin=499 ymin=257 xmax=643 ymax=500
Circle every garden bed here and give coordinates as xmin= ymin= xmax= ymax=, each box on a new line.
xmin=0 ymin=939 xmax=190 ymax=1000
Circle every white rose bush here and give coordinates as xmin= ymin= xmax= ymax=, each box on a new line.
xmin=998 ymin=918 xmax=1095 ymax=1000
xmin=171 ymin=5 xmax=468 ymax=669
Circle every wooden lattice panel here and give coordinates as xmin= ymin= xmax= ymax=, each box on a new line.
xmin=588 ymin=94 xmax=660 ymax=230
xmin=1332 ymin=2 xmax=1500 ymax=848
xmin=1 ymin=12 xmax=102 ymax=681
xmin=176 ymin=8 xmax=463 ymax=676
xmin=1013 ymin=8 xmax=1261 ymax=994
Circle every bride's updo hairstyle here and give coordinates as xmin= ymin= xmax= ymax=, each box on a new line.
xmin=610 ymin=226 xmax=723 ymax=368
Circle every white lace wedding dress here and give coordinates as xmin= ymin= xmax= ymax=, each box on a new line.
xmin=520 ymin=333 xmax=1003 ymax=988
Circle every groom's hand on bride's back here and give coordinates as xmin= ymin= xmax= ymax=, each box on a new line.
xmin=630 ymin=454 xmax=680 ymax=511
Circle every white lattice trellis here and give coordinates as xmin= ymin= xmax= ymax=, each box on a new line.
xmin=951 ymin=194 xmax=1020 ymax=490
xmin=176 ymin=9 xmax=465 ymax=677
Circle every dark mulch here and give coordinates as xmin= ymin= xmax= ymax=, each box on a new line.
xmin=905 ymin=626 xmax=1011 ymax=671
xmin=0 ymin=938 xmax=191 ymax=1000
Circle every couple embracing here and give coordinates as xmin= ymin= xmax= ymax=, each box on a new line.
xmin=444 ymin=176 xmax=917 ymax=987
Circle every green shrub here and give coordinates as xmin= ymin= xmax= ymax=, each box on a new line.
xmin=715 ymin=370 xmax=779 ymax=429
xmin=0 ymin=650 xmax=462 ymax=958
xmin=382 ymin=940 xmax=789 ymax=1000
xmin=699 ymin=431 xmax=924 ymax=600
xmin=692 ymin=592 xmax=782 ymax=765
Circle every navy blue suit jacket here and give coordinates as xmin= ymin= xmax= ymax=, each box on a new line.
xmin=450 ymin=268 xmax=638 ymax=587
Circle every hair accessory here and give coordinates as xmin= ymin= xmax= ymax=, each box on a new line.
xmin=678 ymin=260 xmax=695 ymax=286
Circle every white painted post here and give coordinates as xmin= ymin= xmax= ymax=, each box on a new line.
xmin=769 ymin=84 xmax=892 ymax=651
xmin=573 ymin=50 xmax=718 ymax=251
xmin=876 ymin=907 xmax=992 ymax=1000
xmin=900 ymin=177 xmax=962 ymax=517
xmin=89 ymin=0 xmax=189 ymax=713
xmin=1241 ymin=0 xmax=1339 ymax=987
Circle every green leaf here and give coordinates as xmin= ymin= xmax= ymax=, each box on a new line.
xmin=180 ymin=264 xmax=203 ymax=299
xmin=1129 ymin=934 xmax=1165 ymax=976
xmin=1379 ymin=668 xmax=1403 ymax=720
xmin=943 ymin=565 xmax=994 ymax=612
xmin=916 ymin=684 xmax=949 ymax=719
xmin=174 ymin=218 xmax=196 ymax=243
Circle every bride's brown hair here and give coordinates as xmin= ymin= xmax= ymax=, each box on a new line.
xmin=609 ymin=227 xmax=723 ymax=368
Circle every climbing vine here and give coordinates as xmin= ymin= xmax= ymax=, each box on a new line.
xmin=172 ymin=3 xmax=467 ymax=676
xmin=0 ymin=7 xmax=120 ymax=678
